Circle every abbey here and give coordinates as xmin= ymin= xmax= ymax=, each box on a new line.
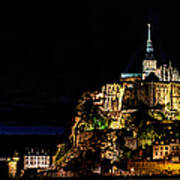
xmin=54 ymin=24 xmax=180 ymax=176
xmin=91 ymin=24 xmax=180 ymax=127
xmin=142 ymin=24 xmax=180 ymax=82
xmin=67 ymin=24 xmax=180 ymax=149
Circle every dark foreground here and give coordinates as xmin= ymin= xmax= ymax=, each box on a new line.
xmin=4 ymin=176 xmax=180 ymax=180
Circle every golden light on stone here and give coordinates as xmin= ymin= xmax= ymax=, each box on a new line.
xmin=53 ymin=23 xmax=180 ymax=177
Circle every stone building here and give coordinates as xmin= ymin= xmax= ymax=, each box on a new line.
xmin=54 ymin=23 xmax=180 ymax=177
xmin=24 ymin=148 xmax=50 ymax=170
xmin=142 ymin=24 xmax=180 ymax=82
xmin=153 ymin=143 xmax=171 ymax=160
xmin=71 ymin=24 xmax=180 ymax=148
xmin=153 ymin=139 xmax=180 ymax=162
xmin=87 ymin=26 xmax=178 ymax=126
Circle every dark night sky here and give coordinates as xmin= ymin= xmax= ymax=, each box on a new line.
xmin=0 ymin=1 xmax=179 ymax=129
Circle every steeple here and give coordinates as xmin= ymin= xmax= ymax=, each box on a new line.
xmin=145 ymin=23 xmax=154 ymax=59
xmin=142 ymin=23 xmax=157 ymax=77
xmin=147 ymin=23 xmax=151 ymax=42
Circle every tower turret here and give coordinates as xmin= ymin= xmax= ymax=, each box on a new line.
xmin=142 ymin=23 xmax=157 ymax=79
xmin=145 ymin=23 xmax=154 ymax=59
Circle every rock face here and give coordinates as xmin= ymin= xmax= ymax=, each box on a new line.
xmin=55 ymin=79 xmax=180 ymax=173
xmin=57 ymin=129 xmax=133 ymax=173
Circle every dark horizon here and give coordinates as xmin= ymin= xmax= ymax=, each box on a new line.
xmin=0 ymin=122 xmax=64 ymax=135
xmin=0 ymin=1 xmax=180 ymax=131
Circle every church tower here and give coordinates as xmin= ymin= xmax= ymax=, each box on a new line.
xmin=142 ymin=24 xmax=157 ymax=79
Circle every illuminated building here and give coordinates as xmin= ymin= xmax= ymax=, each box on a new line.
xmin=142 ymin=24 xmax=180 ymax=82
xmin=93 ymin=83 xmax=125 ymax=129
xmin=24 ymin=148 xmax=50 ymax=170
xmin=7 ymin=151 xmax=20 ymax=178
xmin=120 ymin=24 xmax=180 ymax=112
xmin=69 ymin=23 xmax=180 ymax=152
xmin=55 ymin=23 xmax=180 ymax=176
xmin=153 ymin=139 xmax=180 ymax=162
xmin=93 ymin=83 xmax=125 ymax=112
xmin=170 ymin=140 xmax=180 ymax=162
xmin=153 ymin=143 xmax=171 ymax=160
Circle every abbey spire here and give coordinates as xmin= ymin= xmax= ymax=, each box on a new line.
xmin=145 ymin=23 xmax=154 ymax=60
xmin=147 ymin=23 xmax=151 ymax=42
xmin=142 ymin=23 xmax=157 ymax=77
xmin=121 ymin=23 xmax=180 ymax=82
